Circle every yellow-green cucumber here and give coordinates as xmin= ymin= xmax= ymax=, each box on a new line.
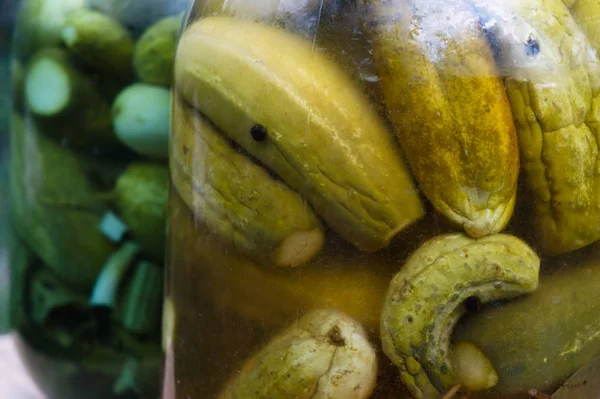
xmin=380 ymin=233 xmax=540 ymax=398
xmin=474 ymin=0 xmax=600 ymax=255
xmin=218 ymin=309 xmax=377 ymax=399
xmin=175 ymin=16 xmax=425 ymax=252
xmin=368 ymin=0 xmax=519 ymax=238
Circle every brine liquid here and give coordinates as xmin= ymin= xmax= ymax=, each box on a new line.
xmin=165 ymin=186 xmax=428 ymax=398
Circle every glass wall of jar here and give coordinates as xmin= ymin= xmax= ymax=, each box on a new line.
xmin=0 ymin=0 xmax=19 ymax=336
xmin=8 ymin=0 xmax=189 ymax=397
xmin=166 ymin=0 xmax=600 ymax=398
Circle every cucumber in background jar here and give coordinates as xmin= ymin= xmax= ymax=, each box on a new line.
xmin=7 ymin=0 xmax=188 ymax=398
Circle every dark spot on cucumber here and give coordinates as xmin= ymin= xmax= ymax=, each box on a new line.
xmin=406 ymin=315 xmax=414 ymax=323
xmin=251 ymin=124 xmax=267 ymax=142
xmin=465 ymin=296 xmax=481 ymax=312
xmin=526 ymin=38 xmax=540 ymax=56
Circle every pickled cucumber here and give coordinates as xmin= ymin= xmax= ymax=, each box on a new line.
xmin=369 ymin=0 xmax=519 ymax=238
xmin=172 ymin=97 xmax=325 ymax=268
xmin=380 ymin=233 xmax=540 ymax=398
xmin=113 ymin=163 xmax=168 ymax=263
xmin=566 ymin=0 xmax=600 ymax=54
xmin=111 ymin=83 xmax=171 ymax=159
xmin=475 ymin=0 xmax=600 ymax=255
xmin=24 ymin=48 xmax=117 ymax=149
xmin=175 ymin=16 xmax=425 ymax=252
xmin=455 ymin=243 xmax=600 ymax=395
xmin=218 ymin=309 xmax=377 ymax=399
xmin=61 ymin=8 xmax=134 ymax=79
xmin=13 ymin=0 xmax=85 ymax=60
xmin=133 ymin=15 xmax=182 ymax=86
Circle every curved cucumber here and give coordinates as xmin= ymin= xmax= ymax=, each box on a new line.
xmin=175 ymin=16 xmax=425 ymax=252
xmin=381 ymin=233 xmax=540 ymax=398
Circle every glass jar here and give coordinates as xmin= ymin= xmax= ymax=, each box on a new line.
xmin=166 ymin=0 xmax=600 ymax=398
xmin=8 ymin=0 xmax=189 ymax=398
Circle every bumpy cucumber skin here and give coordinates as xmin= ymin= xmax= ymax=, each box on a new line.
xmin=218 ymin=309 xmax=377 ymax=399
xmin=476 ymin=0 xmax=600 ymax=255
xmin=175 ymin=16 xmax=425 ymax=252
xmin=381 ymin=233 xmax=540 ymax=398
xmin=568 ymin=0 xmax=600 ymax=53
xmin=171 ymin=97 xmax=324 ymax=267
xmin=369 ymin=0 xmax=519 ymax=239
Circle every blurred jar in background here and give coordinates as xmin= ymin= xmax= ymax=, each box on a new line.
xmin=8 ymin=0 xmax=189 ymax=398
xmin=0 ymin=0 xmax=19 ymax=336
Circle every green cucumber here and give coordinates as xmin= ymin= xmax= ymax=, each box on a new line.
xmin=10 ymin=113 xmax=114 ymax=290
xmin=61 ymin=8 xmax=134 ymax=79
xmin=454 ymin=245 xmax=600 ymax=395
xmin=133 ymin=15 xmax=182 ymax=86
